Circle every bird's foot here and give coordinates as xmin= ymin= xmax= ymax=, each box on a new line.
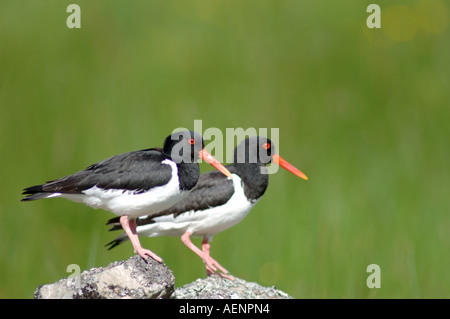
xmin=208 ymin=270 xmax=235 ymax=281
xmin=204 ymin=256 xmax=234 ymax=280
xmin=135 ymin=247 xmax=163 ymax=263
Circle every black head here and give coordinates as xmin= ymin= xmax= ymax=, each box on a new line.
xmin=233 ymin=136 xmax=308 ymax=180
xmin=163 ymin=131 xmax=232 ymax=177
xmin=163 ymin=130 xmax=205 ymax=163
xmin=233 ymin=136 xmax=274 ymax=165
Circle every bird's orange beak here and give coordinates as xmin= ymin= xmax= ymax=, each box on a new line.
xmin=272 ymin=154 xmax=308 ymax=180
xmin=199 ymin=149 xmax=232 ymax=177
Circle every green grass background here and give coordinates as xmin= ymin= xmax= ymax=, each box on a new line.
xmin=1 ymin=0 xmax=449 ymax=298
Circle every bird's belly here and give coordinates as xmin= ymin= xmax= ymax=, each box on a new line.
xmin=62 ymin=183 xmax=185 ymax=218
xmin=187 ymin=199 xmax=256 ymax=236
xmin=138 ymin=200 xmax=255 ymax=239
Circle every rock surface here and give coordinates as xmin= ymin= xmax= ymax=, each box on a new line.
xmin=173 ymin=276 xmax=292 ymax=299
xmin=34 ymin=256 xmax=292 ymax=299
xmin=34 ymin=255 xmax=175 ymax=299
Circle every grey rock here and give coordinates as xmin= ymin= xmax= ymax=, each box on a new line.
xmin=34 ymin=256 xmax=292 ymax=299
xmin=34 ymin=255 xmax=175 ymax=299
xmin=173 ymin=276 xmax=292 ymax=299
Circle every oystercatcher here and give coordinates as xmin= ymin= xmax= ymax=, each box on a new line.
xmin=21 ymin=130 xmax=231 ymax=261
xmin=106 ymin=136 xmax=307 ymax=277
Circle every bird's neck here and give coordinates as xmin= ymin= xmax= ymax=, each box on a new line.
xmin=176 ymin=162 xmax=200 ymax=191
xmin=232 ymin=162 xmax=269 ymax=201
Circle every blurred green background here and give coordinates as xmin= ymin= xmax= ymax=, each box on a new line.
xmin=1 ymin=0 xmax=449 ymax=298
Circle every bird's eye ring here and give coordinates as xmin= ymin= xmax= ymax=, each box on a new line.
xmin=262 ymin=143 xmax=270 ymax=150
xmin=188 ymin=138 xmax=195 ymax=145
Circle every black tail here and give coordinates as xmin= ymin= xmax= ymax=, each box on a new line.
xmin=105 ymin=235 xmax=129 ymax=250
xmin=105 ymin=217 xmax=128 ymax=250
xmin=21 ymin=185 xmax=49 ymax=202
xmin=106 ymin=216 xmax=123 ymax=231
xmin=105 ymin=215 xmax=156 ymax=231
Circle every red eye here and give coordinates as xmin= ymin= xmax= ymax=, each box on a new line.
xmin=262 ymin=143 xmax=270 ymax=150
xmin=188 ymin=138 xmax=195 ymax=145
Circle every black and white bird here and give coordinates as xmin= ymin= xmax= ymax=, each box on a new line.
xmin=21 ymin=130 xmax=231 ymax=261
xmin=106 ymin=136 xmax=308 ymax=277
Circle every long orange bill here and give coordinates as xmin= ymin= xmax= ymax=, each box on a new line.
xmin=199 ymin=149 xmax=232 ymax=177
xmin=272 ymin=154 xmax=308 ymax=180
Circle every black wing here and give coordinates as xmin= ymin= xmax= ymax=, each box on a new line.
xmin=22 ymin=148 xmax=173 ymax=201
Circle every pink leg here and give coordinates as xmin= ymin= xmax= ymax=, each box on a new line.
xmin=120 ymin=215 xmax=163 ymax=262
xmin=181 ymin=231 xmax=217 ymax=273
xmin=181 ymin=231 xmax=232 ymax=278
xmin=201 ymin=238 xmax=215 ymax=276
xmin=202 ymin=237 xmax=234 ymax=280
